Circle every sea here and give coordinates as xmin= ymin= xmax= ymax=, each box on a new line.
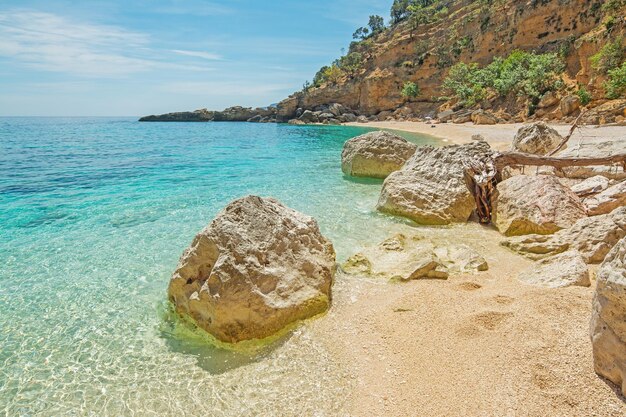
xmin=0 ymin=117 xmax=439 ymax=416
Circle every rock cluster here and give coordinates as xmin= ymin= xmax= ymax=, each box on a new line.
xmin=168 ymin=196 xmax=336 ymax=343
xmin=288 ymin=103 xmax=362 ymax=125
xmin=492 ymin=174 xmax=586 ymax=236
xmin=341 ymin=131 xmax=417 ymax=178
xmin=502 ymin=206 xmax=626 ymax=264
xmin=590 ymin=236 xmax=626 ymax=396
xmin=342 ymin=233 xmax=488 ymax=281
xmin=377 ymin=141 xmax=493 ymax=225
xmin=517 ymin=250 xmax=590 ymax=288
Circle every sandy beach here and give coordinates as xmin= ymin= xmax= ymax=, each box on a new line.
xmin=346 ymin=121 xmax=626 ymax=151
xmin=309 ymin=222 xmax=626 ymax=416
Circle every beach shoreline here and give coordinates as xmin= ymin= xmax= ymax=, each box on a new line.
xmin=346 ymin=121 xmax=626 ymax=152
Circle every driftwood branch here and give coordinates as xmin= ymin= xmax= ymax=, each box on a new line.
xmin=548 ymin=111 xmax=584 ymax=157
xmin=493 ymin=152 xmax=626 ymax=172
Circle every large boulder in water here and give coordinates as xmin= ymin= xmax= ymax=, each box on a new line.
xmin=590 ymin=236 xmax=626 ymax=396
xmin=502 ymin=206 xmax=626 ymax=264
xmin=492 ymin=174 xmax=586 ymax=236
xmin=377 ymin=141 xmax=493 ymax=225
xmin=168 ymin=196 xmax=336 ymax=343
xmin=511 ymin=122 xmax=563 ymax=155
xmin=341 ymin=131 xmax=417 ymax=179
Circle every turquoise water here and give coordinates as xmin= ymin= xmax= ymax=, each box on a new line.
xmin=0 ymin=118 xmax=439 ymax=416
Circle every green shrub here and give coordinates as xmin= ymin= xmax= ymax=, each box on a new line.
xmin=442 ymin=50 xmax=565 ymax=106
xmin=602 ymin=0 xmax=625 ymax=13
xmin=401 ymin=81 xmax=421 ymax=99
xmin=591 ymin=38 xmax=624 ymax=74
xmin=577 ymin=87 xmax=592 ymax=105
xmin=605 ymin=62 xmax=626 ymax=99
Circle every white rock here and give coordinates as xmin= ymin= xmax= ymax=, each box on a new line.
xmin=341 ymin=131 xmax=417 ymax=178
xmin=377 ymin=141 xmax=493 ymax=225
xmin=510 ymin=122 xmax=563 ymax=155
xmin=557 ymin=140 xmax=626 ymax=180
xmin=584 ymin=180 xmax=626 ymax=216
xmin=168 ymin=196 xmax=335 ymax=343
xmin=590 ymin=236 xmax=626 ymax=396
xmin=518 ymin=250 xmax=590 ymax=288
xmin=493 ymin=175 xmax=587 ymax=236
xmin=570 ymin=176 xmax=610 ymax=197
xmin=342 ymin=233 xmax=487 ymax=281
xmin=502 ymin=206 xmax=626 ymax=264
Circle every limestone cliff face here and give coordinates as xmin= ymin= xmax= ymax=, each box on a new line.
xmin=281 ymin=0 xmax=625 ymax=119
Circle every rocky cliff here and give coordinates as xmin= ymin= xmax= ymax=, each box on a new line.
xmin=141 ymin=0 xmax=625 ymax=124
xmin=279 ymin=0 xmax=625 ymax=124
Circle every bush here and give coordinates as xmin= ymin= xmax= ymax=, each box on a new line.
xmin=577 ymin=87 xmax=592 ymax=105
xmin=591 ymin=38 xmax=624 ymax=74
xmin=442 ymin=50 xmax=565 ymax=106
xmin=401 ymin=81 xmax=421 ymax=99
xmin=605 ymin=62 xmax=626 ymax=99
xmin=602 ymin=0 xmax=625 ymax=13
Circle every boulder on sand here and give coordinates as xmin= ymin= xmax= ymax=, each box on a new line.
xmin=517 ymin=250 xmax=590 ymax=288
xmin=590 ymin=236 xmax=626 ymax=396
xmin=492 ymin=174 xmax=587 ymax=236
xmin=341 ymin=131 xmax=417 ymax=179
xmin=168 ymin=196 xmax=336 ymax=343
xmin=342 ymin=233 xmax=487 ymax=281
xmin=510 ymin=122 xmax=563 ymax=155
xmin=502 ymin=206 xmax=626 ymax=264
xmin=377 ymin=141 xmax=493 ymax=225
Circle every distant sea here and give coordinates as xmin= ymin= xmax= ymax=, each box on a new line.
xmin=0 ymin=117 xmax=439 ymax=415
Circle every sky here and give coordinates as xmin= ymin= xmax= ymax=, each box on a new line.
xmin=0 ymin=0 xmax=391 ymax=116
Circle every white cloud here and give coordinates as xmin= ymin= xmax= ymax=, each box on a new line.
xmin=0 ymin=10 xmax=156 ymax=76
xmin=171 ymin=49 xmax=223 ymax=61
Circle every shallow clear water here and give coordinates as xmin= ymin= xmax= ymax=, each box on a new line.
xmin=0 ymin=118 xmax=439 ymax=415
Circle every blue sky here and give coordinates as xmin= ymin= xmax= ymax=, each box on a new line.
xmin=0 ymin=0 xmax=391 ymax=116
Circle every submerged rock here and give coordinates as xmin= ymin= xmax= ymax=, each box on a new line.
xmin=511 ymin=122 xmax=563 ymax=155
xmin=168 ymin=196 xmax=335 ymax=343
xmin=493 ymin=175 xmax=586 ymax=236
xmin=590 ymin=236 xmax=626 ymax=396
xmin=377 ymin=141 xmax=492 ymax=225
xmin=341 ymin=131 xmax=417 ymax=179
xmin=342 ymin=233 xmax=487 ymax=281
xmin=518 ymin=250 xmax=590 ymax=288
xmin=584 ymin=180 xmax=626 ymax=216
xmin=502 ymin=206 xmax=626 ymax=264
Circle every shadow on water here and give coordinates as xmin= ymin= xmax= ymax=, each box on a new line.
xmin=341 ymin=175 xmax=385 ymax=185
xmin=157 ymin=301 xmax=292 ymax=375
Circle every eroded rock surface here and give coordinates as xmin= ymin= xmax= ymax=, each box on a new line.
xmin=590 ymin=236 xmax=626 ymax=396
xmin=570 ymin=175 xmax=610 ymax=197
xmin=517 ymin=250 xmax=590 ymax=288
xmin=342 ymin=233 xmax=487 ymax=281
xmin=584 ymin=180 xmax=626 ymax=216
xmin=502 ymin=207 xmax=626 ymax=263
xmin=168 ymin=196 xmax=336 ymax=343
xmin=341 ymin=131 xmax=417 ymax=178
xmin=510 ymin=122 xmax=563 ymax=155
xmin=377 ymin=141 xmax=493 ymax=225
xmin=493 ymin=175 xmax=586 ymax=236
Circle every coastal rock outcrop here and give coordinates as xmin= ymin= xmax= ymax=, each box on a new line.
xmin=590 ymin=236 xmax=626 ymax=396
xmin=584 ymin=181 xmax=626 ymax=216
xmin=377 ymin=141 xmax=493 ymax=225
xmin=502 ymin=206 xmax=626 ymax=264
xmin=492 ymin=175 xmax=586 ymax=236
xmin=511 ymin=122 xmax=563 ymax=155
xmin=517 ymin=250 xmax=590 ymax=288
xmin=342 ymin=233 xmax=487 ymax=281
xmin=341 ymin=131 xmax=417 ymax=178
xmin=168 ymin=196 xmax=335 ymax=343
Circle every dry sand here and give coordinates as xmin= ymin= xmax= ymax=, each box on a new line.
xmin=307 ymin=223 xmax=626 ymax=416
xmin=346 ymin=121 xmax=626 ymax=152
